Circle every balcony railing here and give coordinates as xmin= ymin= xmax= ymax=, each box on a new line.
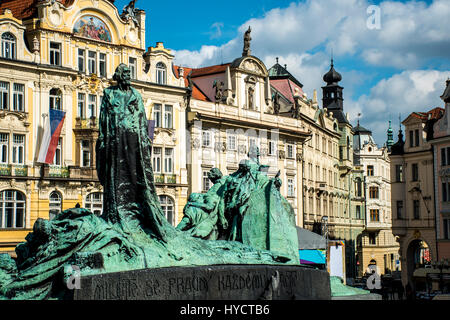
xmin=14 ymin=165 xmax=28 ymax=177
xmin=75 ymin=117 xmax=99 ymax=129
xmin=0 ymin=164 xmax=11 ymax=176
xmin=154 ymin=173 xmax=177 ymax=184
xmin=0 ymin=164 xmax=29 ymax=177
xmin=48 ymin=166 xmax=70 ymax=178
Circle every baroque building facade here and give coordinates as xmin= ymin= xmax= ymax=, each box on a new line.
xmin=430 ymin=79 xmax=450 ymax=263
xmin=0 ymin=0 xmax=188 ymax=255
xmin=353 ymin=122 xmax=400 ymax=277
xmin=390 ymin=107 xmax=444 ymax=287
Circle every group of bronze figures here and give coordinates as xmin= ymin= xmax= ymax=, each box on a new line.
xmin=0 ymin=64 xmax=299 ymax=300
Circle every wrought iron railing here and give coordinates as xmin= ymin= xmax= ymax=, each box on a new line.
xmin=48 ymin=166 xmax=70 ymax=178
xmin=154 ymin=174 xmax=164 ymax=184
xmin=13 ymin=165 xmax=28 ymax=177
xmin=0 ymin=164 xmax=11 ymax=176
xmin=165 ymin=174 xmax=176 ymax=184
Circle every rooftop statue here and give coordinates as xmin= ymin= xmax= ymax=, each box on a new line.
xmin=0 ymin=65 xmax=298 ymax=300
xmin=242 ymin=26 xmax=252 ymax=56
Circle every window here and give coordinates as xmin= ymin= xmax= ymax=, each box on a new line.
xmin=0 ymin=82 xmax=9 ymax=110
xmin=77 ymin=93 xmax=86 ymax=118
xmin=159 ymin=195 xmax=174 ymax=226
xmin=81 ymin=140 xmax=90 ymax=167
xmin=0 ymin=190 xmax=25 ymax=228
xmin=99 ymin=53 xmax=107 ymax=77
xmin=370 ymin=209 xmax=380 ymax=222
xmin=356 ymin=205 xmax=361 ymax=219
xmin=369 ymin=187 xmax=379 ymax=199
xmin=287 ymin=144 xmax=294 ymax=159
xmin=395 ymin=165 xmax=403 ymax=182
xmin=315 ymin=134 xmax=320 ymax=150
xmin=202 ymin=131 xmax=211 ymax=147
xmin=356 ymin=178 xmax=362 ymax=197
xmin=164 ymin=105 xmax=173 ymax=129
xmin=129 ymin=57 xmax=137 ymax=79
xmin=415 ymin=129 xmax=419 ymax=147
xmin=153 ymin=104 xmax=162 ymax=128
xmin=49 ymin=191 xmax=62 ymax=220
xmin=228 ymin=134 xmax=236 ymax=151
xmin=444 ymin=219 xmax=450 ymax=240
xmin=49 ymin=88 xmax=62 ymax=110
xmin=0 ymin=133 xmax=8 ymax=164
xmin=442 ymin=148 xmax=446 ymax=166
xmin=409 ymin=130 xmax=414 ymax=148
xmin=12 ymin=84 xmax=24 ymax=112
xmin=269 ymin=140 xmax=277 ymax=156
xmin=88 ymin=94 xmax=97 ymax=118
xmin=152 ymin=147 xmax=162 ymax=173
xmin=443 ymin=183 xmax=449 ymax=202
xmin=156 ymin=62 xmax=166 ymax=85
xmin=412 ymin=163 xmax=419 ymax=181
xmin=367 ymin=165 xmax=374 ymax=176
xmin=53 ymin=138 xmax=62 ymax=166
xmin=12 ymin=134 xmax=24 ymax=165
xmin=203 ymin=171 xmax=211 ymax=192
xmin=1 ymin=33 xmax=16 ymax=59
xmin=164 ymin=148 xmax=173 ymax=173
xmin=248 ymin=137 xmax=258 ymax=151
xmin=369 ymin=233 xmax=376 ymax=245
xmin=287 ymin=178 xmax=295 ymax=197
xmin=78 ymin=49 xmax=85 ymax=72
xmin=85 ymin=193 xmax=103 ymax=216
xmin=322 ymin=138 xmax=327 ymax=154
xmin=397 ymin=201 xmax=403 ymax=219
xmin=339 ymin=146 xmax=343 ymax=161
xmin=49 ymin=42 xmax=61 ymax=66
xmin=88 ymin=51 xmax=97 ymax=75
xmin=413 ymin=200 xmax=420 ymax=219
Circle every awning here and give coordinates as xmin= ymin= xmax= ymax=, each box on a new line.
xmin=299 ymin=249 xmax=326 ymax=265
xmin=297 ymin=227 xmax=327 ymax=250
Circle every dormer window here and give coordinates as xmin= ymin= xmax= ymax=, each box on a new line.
xmin=156 ymin=62 xmax=166 ymax=85
xmin=1 ymin=33 xmax=16 ymax=59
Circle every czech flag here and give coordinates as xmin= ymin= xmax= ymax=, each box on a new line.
xmin=38 ymin=108 xmax=66 ymax=164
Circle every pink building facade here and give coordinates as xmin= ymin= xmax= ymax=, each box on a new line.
xmin=432 ymin=79 xmax=450 ymax=262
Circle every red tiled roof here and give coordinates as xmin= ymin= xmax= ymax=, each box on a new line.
xmin=0 ymin=0 xmax=75 ymax=20
xmin=270 ymin=78 xmax=306 ymax=107
xmin=190 ymin=64 xmax=230 ymax=78
xmin=173 ymin=65 xmax=210 ymax=102
xmin=411 ymin=107 xmax=445 ymax=121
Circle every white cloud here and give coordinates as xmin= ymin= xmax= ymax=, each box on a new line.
xmin=349 ymin=70 xmax=450 ymax=145
xmin=174 ymin=0 xmax=450 ymax=69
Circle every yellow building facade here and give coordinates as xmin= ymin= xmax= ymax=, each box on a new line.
xmin=0 ymin=0 xmax=188 ymax=255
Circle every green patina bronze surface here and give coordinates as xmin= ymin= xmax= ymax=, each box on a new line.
xmin=330 ymin=276 xmax=370 ymax=297
xmin=0 ymin=64 xmax=299 ymax=300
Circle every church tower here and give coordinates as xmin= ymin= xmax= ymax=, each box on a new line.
xmin=322 ymin=59 xmax=347 ymax=124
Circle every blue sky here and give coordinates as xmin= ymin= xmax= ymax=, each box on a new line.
xmin=115 ymin=0 xmax=449 ymax=145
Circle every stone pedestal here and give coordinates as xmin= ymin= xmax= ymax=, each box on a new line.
xmin=72 ymin=265 xmax=331 ymax=300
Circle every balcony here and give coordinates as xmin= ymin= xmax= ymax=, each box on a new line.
xmin=154 ymin=173 xmax=177 ymax=184
xmin=75 ymin=117 xmax=99 ymax=129
xmin=47 ymin=166 xmax=70 ymax=178
xmin=0 ymin=164 xmax=29 ymax=177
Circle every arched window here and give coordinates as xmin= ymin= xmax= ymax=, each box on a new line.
xmin=159 ymin=195 xmax=174 ymax=226
xmin=49 ymin=88 xmax=62 ymax=110
xmin=1 ymin=33 xmax=16 ymax=59
xmin=49 ymin=191 xmax=62 ymax=220
xmin=85 ymin=192 xmax=103 ymax=216
xmin=0 ymin=190 xmax=25 ymax=228
xmin=156 ymin=62 xmax=166 ymax=85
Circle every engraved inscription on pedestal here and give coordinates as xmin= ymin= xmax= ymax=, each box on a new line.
xmin=74 ymin=265 xmax=330 ymax=300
